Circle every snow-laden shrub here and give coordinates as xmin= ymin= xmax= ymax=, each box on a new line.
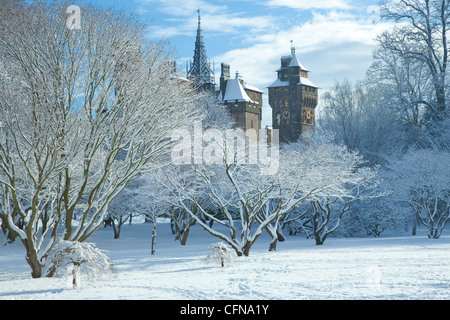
xmin=43 ymin=240 xmax=115 ymax=287
xmin=205 ymin=242 xmax=236 ymax=267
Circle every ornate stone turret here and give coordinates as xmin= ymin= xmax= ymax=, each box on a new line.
xmin=187 ymin=9 xmax=215 ymax=93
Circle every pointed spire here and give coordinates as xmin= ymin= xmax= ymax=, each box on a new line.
xmin=187 ymin=9 xmax=215 ymax=89
xmin=289 ymin=49 xmax=301 ymax=68
xmin=289 ymin=42 xmax=309 ymax=71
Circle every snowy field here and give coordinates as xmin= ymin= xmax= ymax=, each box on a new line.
xmin=1 ymin=221 xmax=449 ymax=301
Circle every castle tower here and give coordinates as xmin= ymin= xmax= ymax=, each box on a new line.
xmin=186 ymin=11 xmax=263 ymax=139
xmin=217 ymin=64 xmax=263 ymax=140
xmin=268 ymin=44 xmax=318 ymax=143
xmin=187 ymin=9 xmax=215 ymax=93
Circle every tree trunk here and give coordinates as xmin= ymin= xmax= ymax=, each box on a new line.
xmin=268 ymin=238 xmax=277 ymax=251
xmin=428 ymin=227 xmax=440 ymax=239
xmin=434 ymin=81 xmax=446 ymax=114
xmin=242 ymin=241 xmax=253 ymax=257
xmin=151 ymin=224 xmax=157 ymax=255
xmin=112 ymin=221 xmax=120 ymax=239
xmin=312 ymin=206 xmax=324 ymax=245
xmin=267 ymin=227 xmax=285 ymax=251
xmin=314 ymin=233 xmax=325 ymax=245
xmin=277 ymin=228 xmax=286 ymax=242
xmin=23 ymin=239 xmax=42 ymax=278
xmin=265 ymin=225 xmax=279 ymax=252
xmin=72 ymin=262 xmax=80 ymax=288
xmin=180 ymin=227 xmax=190 ymax=245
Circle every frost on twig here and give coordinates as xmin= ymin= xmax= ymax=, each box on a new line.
xmin=205 ymin=242 xmax=237 ymax=268
xmin=43 ymin=240 xmax=116 ymax=288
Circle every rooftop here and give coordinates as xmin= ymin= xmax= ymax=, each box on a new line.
xmin=222 ymin=73 xmax=254 ymax=103
xmin=289 ymin=51 xmax=309 ymax=71
xmin=267 ymin=77 xmax=318 ymax=89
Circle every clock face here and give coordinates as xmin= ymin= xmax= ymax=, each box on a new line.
xmin=283 ymin=111 xmax=290 ymax=119
xmin=307 ymin=111 xmax=312 ymax=120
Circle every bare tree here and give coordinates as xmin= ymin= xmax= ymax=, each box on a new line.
xmin=0 ymin=1 xmax=198 ymax=278
xmin=379 ymin=0 xmax=449 ymax=119
xmin=160 ymin=138 xmax=308 ymax=256
xmin=285 ymin=134 xmax=386 ymax=245
xmin=391 ymin=148 xmax=450 ymax=238
xmin=160 ymin=130 xmax=385 ymax=255
xmin=367 ymin=44 xmax=434 ymax=131
xmin=310 ymin=175 xmax=383 ymax=245
xmin=321 ymin=80 xmax=406 ymax=165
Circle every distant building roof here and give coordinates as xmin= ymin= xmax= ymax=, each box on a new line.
xmin=298 ymin=77 xmax=318 ymax=88
xmin=267 ymin=77 xmax=318 ymax=88
xmin=243 ymin=83 xmax=264 ymax=94
xmin=289 ymin=51 xmax=309 ymax=71
xmin=267 ymin=78 xmax=289 ymax=88
xmin=223 ymin=74 xmax=254 ymax=102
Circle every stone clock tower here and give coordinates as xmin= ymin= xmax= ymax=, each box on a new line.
xmin=268 ymin=45 xmax=318 ymax=143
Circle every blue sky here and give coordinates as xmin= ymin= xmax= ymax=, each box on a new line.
xmin=91 ymin=0 xmax=392 ymax=126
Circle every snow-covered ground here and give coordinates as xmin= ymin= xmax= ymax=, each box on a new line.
xmin=1 ymin=221 xmax=449 ymax=300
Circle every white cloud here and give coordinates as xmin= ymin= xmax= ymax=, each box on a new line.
xmin=265 ymin=0 xmax=352 ymax=10
xmin=213 ymin=10 xmax=392 ymax=88
xmin=149 ymin=25 xmax=191 ymax=38
xmin=148 ymin=14 xmax=275 ymax=39
xmin=201 ymin=14 xmax=274 ymax=35
xmin=139 ymin=0 xmax=275 ymax=39
xmin=135 ymin=0 xmax=226 ymax=17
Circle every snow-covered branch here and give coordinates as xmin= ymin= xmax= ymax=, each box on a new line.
xmin=0 ymin=1 xmax=199 ymax=278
